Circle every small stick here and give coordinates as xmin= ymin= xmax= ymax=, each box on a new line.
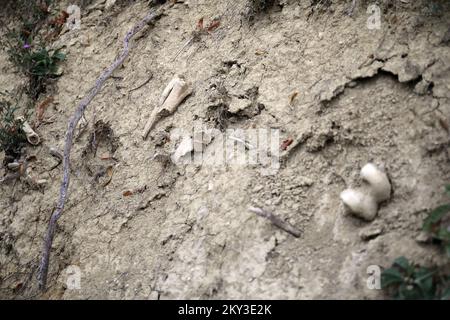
xmin=248 ymin=206 xmax=301 ymax=238
xmin=49 ymin=147 xmax=63 ymax=171
xmin=129 ymin=73 xmax=153 ymax=93
xmin=37 ymin=7 xmax=164 ymax=290
xmin=173 ymin=36 xmax=195 ymax=61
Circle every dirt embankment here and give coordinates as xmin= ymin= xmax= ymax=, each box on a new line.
xmin=1 ymin=0 xmax=449 ymax=299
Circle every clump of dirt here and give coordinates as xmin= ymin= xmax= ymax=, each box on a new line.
xmin=81 ymin=120 xmax=119 ymax=185
xmin=82 ymin=120 xmax=119 ymax=158
xmin=206 ymin=85 xmax=265 ymax=130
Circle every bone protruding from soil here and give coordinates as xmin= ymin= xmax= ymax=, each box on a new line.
xmin=142 ymin=75 xmax=192 ymax=140
xmin=340 ymin=163 xmax=392 ymax=221
xmin=360 ymin=163 xmax=391 ymax=202
xmin=171 ymin=135 xmax=194 ymax=163
xmin=16 ymin=116 xmax=40 ymax=145
xmin=340 ymin=189 xmax=378 ymax=221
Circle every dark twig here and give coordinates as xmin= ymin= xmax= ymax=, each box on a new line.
xmin=129 ymin=73 xmax=153 ymax=93
xmin=248 ymin=206 xmax=301 ymax=238
xmin=37 ymin=7 xmax=164 ymax=290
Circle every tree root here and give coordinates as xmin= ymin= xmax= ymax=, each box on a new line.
xmin=37 ymin=6 xmax=164 ymax=290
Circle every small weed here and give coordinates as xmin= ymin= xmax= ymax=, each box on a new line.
xmin=381 ymin=256 xmax=449 ymax=300
xmin=423 ymin=185 xmax=450 ymax=258
xmin=382 ymin=185 xmax=450 ymax=300
xmin=4 ymin=32 xmax=66 ymax=98
xmin=1 ymin=0 xmax=65 ymax=100
xmin=25 ymin=47 xmax=65 ymax=100
xmin=0 ymin=93 xmax=27 ymax=161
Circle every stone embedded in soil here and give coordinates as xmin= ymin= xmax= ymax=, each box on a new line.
xmin=415 ymin=231 xmax=430 ymax=243
xmin=228 ymin=97 xmax=252 ymax=114
xmin=359 ymin=226 xmax=383 ymax=241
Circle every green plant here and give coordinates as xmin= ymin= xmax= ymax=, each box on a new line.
xmin=23 ymin=47 xmax=65 ymax=100
xmin=381 ymin=185 xmax=450 ymax=300
xmin=3 ymin=28 xmax=65 ymax=99
xmin=25 ymin=48 xmax=65 ymax=77
xmin=0 ymin=0 xmax=64 ymax=100
xmin=423 ymin=185 xmax=450 ymax=257
xmin=0 ymin=94 xmax=27 ymax=160
xmin=381 ymin=256 xmax=449 ymax=300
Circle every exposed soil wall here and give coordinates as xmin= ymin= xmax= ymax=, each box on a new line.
xmin=1 ymin=0 xmax=449 ymax=299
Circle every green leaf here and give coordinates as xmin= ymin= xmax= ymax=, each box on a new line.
xmin=436 ymin=228 xmax=450 ymax=241
xmin=441 ymin=285 xmax=450 ymax=300
xmin=52 ymin=51 xmax=65 ymax=61
xmin=414 ymin=268 xmax=436 ymax=298
xmin=381 ymin=268 xmax=404 ymax=288
xmin=423 ymin=204 xmax=450 ymax=232
xmin=393 ymin=256 xmax=411 ymax=271
xmin=414 ymin=268 xmax=436 ymax=282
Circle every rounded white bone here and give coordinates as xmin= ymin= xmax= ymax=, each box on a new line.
xmin=340 ymin=188 xmax=378 ymax=221
xmin=360 ymin=163 xmax=391 ymax=202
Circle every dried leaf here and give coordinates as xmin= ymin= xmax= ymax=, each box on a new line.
xmin=49 ymin=11 xmax=69 ymax=27
xmin=123 ymin=190 xmax=133 ymax=197
xmin=289 ymin=92 xmax=299 ymax=107
xmin=281 ymin=138 xmax=294 ymax=151
xmin=102 ymin=166 xmax=113 ymax=187
xmin=36 ymin=97 xmax=54 ymax=122
xmin=99 ymin=153 xmax=112 ymax=160
xmin=197 ymin=17 xmax=204 ymax=30
xmin=207 ymin=20 xmax=220 ymax=32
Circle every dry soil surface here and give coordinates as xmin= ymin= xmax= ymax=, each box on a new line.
xmin=1 ymin=0 xmax=450 ymax=299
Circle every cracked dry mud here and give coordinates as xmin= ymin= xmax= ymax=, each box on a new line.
xmin=1 ymin=0 xmax=450 ymax=299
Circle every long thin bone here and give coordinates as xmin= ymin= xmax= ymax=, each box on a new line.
xmin=142 ymin=76 xmax=192 ymax=139
xmin=37 ymin=7 xmax=163 ymax=290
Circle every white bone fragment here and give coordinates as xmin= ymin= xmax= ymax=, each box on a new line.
xmin=340 ymin=189 xmax=378 ymax=221
xmin=16 ymin=116 xmax=40 ymax=145
xmin=171 ymin=135 xmax=193 ymax=163
xmin=142 ymin=76 xmax=192 ymax=140
xmin=340 ymin=163 xmax=392 ymax=221
xmin=360 ymin=163 xmax=391 ymax=202
xmin=36 ymin=179 xmax=48 ymax=185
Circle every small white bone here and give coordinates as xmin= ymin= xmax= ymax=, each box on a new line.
xmin=171 ymin=135 xmax=194 ymax=164
xmin=16 ymin=116 xmax=40 ymax=145
xmin=340 ymin=163 xmax=391 ymax=221
xmin=142 ymin=76 xmax=192 ymax=140
xmin=340 ymin=189 xmax=378 ymax=221
xmin=360 ymin=163 xmax=391 ymax=202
